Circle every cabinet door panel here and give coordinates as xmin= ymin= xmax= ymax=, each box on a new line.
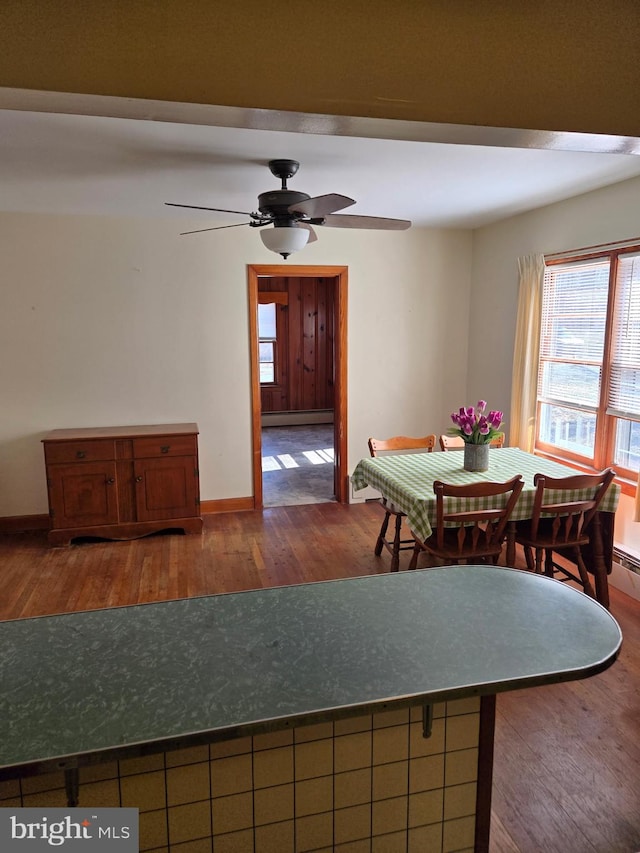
xmin=48 ymin=462 xmax=119 ymax=528
xmin=134 ymin=457 xmax=197 ymax=521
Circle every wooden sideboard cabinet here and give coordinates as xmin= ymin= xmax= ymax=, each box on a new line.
xmin=42 ymin=424 xmax=203 ymax=546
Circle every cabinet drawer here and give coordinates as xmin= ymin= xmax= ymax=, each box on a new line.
xmin=133 ymin=435 xmax=197 ymax=458
xmin=44 ymin=439 xmax=115 ymax=465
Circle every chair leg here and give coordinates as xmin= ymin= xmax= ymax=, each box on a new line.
xmin=544 ymin=549 xmax=555 ymax=578
xmin=408 ymin=540 xmax=422 ymax=570
xmin=375 ymin=510 xmax=391 ymax=556
xmin=534 ymin=548 xmax=544 ymax=574
xmin=523 ymin=545 xmax=535 ymax=573
xmin=572 ymin=547 xmax=596 ymax=599
xmin=390 ymin=513 xmax=403 ymax=572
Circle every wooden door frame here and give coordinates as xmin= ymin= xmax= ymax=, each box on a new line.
xmin=248 ymin=264 xmax=348 ymax=508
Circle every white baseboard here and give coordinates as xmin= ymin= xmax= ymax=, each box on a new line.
xmin=609 ymin=561 xmax=640 ymax=602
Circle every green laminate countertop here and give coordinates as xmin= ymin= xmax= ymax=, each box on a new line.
xmin=0 ymin=565 xmax=621 ymax=776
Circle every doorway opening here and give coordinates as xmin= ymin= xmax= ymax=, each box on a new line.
xmin=248 ymin=265 xmax=348 ymax=510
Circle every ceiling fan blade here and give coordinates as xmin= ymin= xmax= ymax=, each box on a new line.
xmin=166 ymin=202 xmax=255 ymax=216
xmin=179 ymin=222 xmax=253 ymax=235
xmin=289 ymin=193 xmax=356 ymax=218
xmin=298 ymin=223 xmax=318 ymax=243
xmin=318 ymin=214 xmax=411 ymax=230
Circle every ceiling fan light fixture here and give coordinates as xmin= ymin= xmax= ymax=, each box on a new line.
xmin=260 ymin=225 xmax=309 ymax=259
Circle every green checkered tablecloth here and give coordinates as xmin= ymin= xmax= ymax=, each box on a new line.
xmin=351 ymin=447 xmax=620 ymax=542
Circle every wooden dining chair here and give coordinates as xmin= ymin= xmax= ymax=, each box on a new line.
xmin=368 ymin=434 xmax=437 ymax=572
xmin=514 ymin=468 xmax=616 ymax=602
xmin=409 ymin=475 xmax=524 ymax=568
xmin=439 ymin=433 xmax=505 ymax=451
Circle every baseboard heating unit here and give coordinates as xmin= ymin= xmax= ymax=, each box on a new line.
xmin=613 ymin=547 xmax=640 ymax=575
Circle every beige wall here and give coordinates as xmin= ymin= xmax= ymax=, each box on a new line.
xmin=0 ymin=212 xmax=471 ymax=516
xmin=1 ymin=1 xmax=639 ymax=136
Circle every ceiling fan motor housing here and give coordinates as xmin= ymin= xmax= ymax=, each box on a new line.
xmin=258 ymin=190 xmax=310 ymax=223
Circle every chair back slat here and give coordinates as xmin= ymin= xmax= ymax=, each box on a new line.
xmin=456 ymin=525 xmax=468 ymax=551
xmin=369 ymin=435 xmax=436 ymax=457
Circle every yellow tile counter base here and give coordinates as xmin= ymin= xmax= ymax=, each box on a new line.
xmin=1 ymin=698 xmax=485 ymax=853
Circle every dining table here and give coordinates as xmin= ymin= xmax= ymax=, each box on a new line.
xmin=351 ymin=446 xmax=621 ymax=607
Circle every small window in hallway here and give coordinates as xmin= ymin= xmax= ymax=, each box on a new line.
xmin=258 ymin=302 xmax=277 ymax=383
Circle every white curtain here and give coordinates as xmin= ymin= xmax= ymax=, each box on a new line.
xmin=510 ymin=254 xmax=545 ymax=452
xmin=635 ymin=473 xmax=640 ymax=522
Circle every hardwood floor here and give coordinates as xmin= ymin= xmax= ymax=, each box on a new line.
xmin=1 ymin=502 xmax=639 ymax=852
xmin=492 ymin=584 xmax=640 ymax=853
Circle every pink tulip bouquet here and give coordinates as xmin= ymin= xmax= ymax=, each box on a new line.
xmin=448 ymin=401 xmax=504 ymax=444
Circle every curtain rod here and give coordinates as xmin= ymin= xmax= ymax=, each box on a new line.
xmin=545 ymin=236 xmax=640 ymax=260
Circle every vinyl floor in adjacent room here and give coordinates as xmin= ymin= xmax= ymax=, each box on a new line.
xmin=261 ymin=423 xmax=336 ymax=507
xmin=1 ymin=502 xmax=639 ymax=853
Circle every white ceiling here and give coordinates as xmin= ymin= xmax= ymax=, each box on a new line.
xmin=2 ymin=106 xmax=640 ymax=230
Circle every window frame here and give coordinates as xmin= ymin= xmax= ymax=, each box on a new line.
xmin=535 ymin=244 xmax=640 ymax=491
xmin=257 ymin=292 xmax=288 ymax=387
xmin=258 ymin=337 xmax=277 ymax=385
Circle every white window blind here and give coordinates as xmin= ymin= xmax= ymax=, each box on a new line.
xmin=607 ymin=253 xmax=640 ymax=421
xmin=538 ymin=259 xmax=609 ymax=411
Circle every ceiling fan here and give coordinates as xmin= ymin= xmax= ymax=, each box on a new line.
xmin=165 ymin=158 xmax=411 ymax=258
